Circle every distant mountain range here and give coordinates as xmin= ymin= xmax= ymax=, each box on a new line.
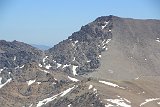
xmin=31 ymin=44 xmax=51 ymax=50
xmin=0 ymin=15 xmax=160 ymax=107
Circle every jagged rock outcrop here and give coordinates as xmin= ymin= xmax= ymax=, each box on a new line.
xmin=45 ymin=15 xmax=113 ymax=75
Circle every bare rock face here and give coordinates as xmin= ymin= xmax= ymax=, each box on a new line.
xmin=0 ymin=15 xmax=160 ymax=107
xmin=0 ymin=40 xmax=43 ymax=68
xmin=0 ymin=40 xmax=44 ymax=88
xmin=45 ymin=15 xmax=113 ymax=75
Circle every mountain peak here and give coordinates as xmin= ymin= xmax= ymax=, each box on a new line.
xmin=0 ymin=16 xmax=160 ymax=107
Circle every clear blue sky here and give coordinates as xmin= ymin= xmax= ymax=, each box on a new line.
xmin=0 ymin=0 xmax=160 ymax=46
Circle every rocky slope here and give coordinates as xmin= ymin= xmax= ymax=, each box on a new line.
xmin=45 ymin=15 xmax=113 ymax=75
xmin=0 ymin=40 xmax=43 ymax=68
xmin=88 ymin=16 xmax=160 ymax=80
xmin=0 ymin=15 xmax=160 ymax=107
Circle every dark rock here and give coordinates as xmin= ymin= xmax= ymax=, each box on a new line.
xmin=45 ymin=16 xmax=113 ymax=75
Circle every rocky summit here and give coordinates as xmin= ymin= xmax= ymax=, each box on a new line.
xmin=0 ymin=15 xmax=160 ymax=107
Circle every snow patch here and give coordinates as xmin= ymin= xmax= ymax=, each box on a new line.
xmin=73 ymin=57 xmax=76 ymax=61
xmin=105 ymin=103 xmax=114 ymax=107
xmin=15 ymin=66 xmax=19 ymax=69
xmin=53 ymin=60 xmax=62 ymax=68
xmin=53 ymin=60 xmax=56 ymax=63
xmin=158 ymin=102 xmax=160 ymax=105
xmin=93 ymin=88 xmax=97 ymax=93
xmin=57 ymin=63 xmax=62 ymax=68
xmin=39 ymin=64 xmax=43 ymax=67
xmin=102 ymin=40 xmax=106 ymax=45
xmin=124 ymin=98 xmax=131 ymax=103
xmin=72 ymin=65 xmax=78 ymax=76
xmin=117 ymin=95 xmax=121 ymax=98
xmin=102 ymin=39 xmax=111 ymax=49
xmin=0 ymin=68 xmax=4 ymax=73
xmin=99 ymin=80 xmax=125 ymax=89
xmin=15 ymin=65 xmax=24 ymax=69
xmin=72 ymin=43 xmax=75 ymax=47
xmin=14 ymin=56 xmax=16 ymax=61
xmin=0 ymin=77 xmax=2 ymax=84
xmin=106 ymin=39 xmax=111 ymax=44
xmin=20 ymin=65 xmax=24 ymax=69
xmin=42 ymin=69 xmax=49 ymax=73
xmin=105 ymin=97 xmax=131 ymax=107
xmin=38 ymin=85 xmax=76 ymax=107
xmin=96 ymin=94 xmax=99 ymax=97
xmin=74 ymin=40 xmax=78 ymax=44
xmin=62 ymin=64 xmax=71 ymax=68
xmin=99 ymin=80 xmax=119 ymax=87
xmin=27 ymin=79 xmax=36 ymax=86
xmin=87 ymin=60 xmax=91 ymax=63
xmin=102 ymin=21 xmax=109 ymax=29
xmin=68 ymin=76 xmax=79 ymax=82
xmin=60 ymin=85 xmax=75 ymax=97
xmin=68 ymin=104 xmax=72 ymax=107
xmin=29 ymin=104 xmax=33 ymax=107
xmin=53 ymin=78 xmax=57 ymax=81
xmin=45 ymin=64 xmax=52 ymax=69
xmin=135 ymin=77 xmax=139 ymax=80
xmin=88 ymin=85 xmax=93 ymax=90
xmin=140 ymin=98 xmax=160 ymax=106
xmin=52 ymin=82 xmax=56 ymax=85
xmin=156 ymin=37 xmax=160 ymax=42
xmin=0 ymin=78 xmax=12 ymax=89
xmin=43 ymin=56 xmax=48 ymax=63
xmin=99 ymin=55 xmax=102 ymax=58
xmin=71 ymin=40 xmax=78 ymax=47
xmin=102 ymin=46 xmax=106 ymax=49
xmin=37 ymin=92 xmax=60 ymax=107
xmin=37 ymin=82 xmax=41 ymax=85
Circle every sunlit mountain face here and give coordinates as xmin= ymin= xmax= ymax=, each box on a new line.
xmin=0 ymin=16 xmax=160 ymax=107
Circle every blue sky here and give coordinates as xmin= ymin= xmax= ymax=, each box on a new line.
xmin=0 ymin=0 xmax=160 ymax=46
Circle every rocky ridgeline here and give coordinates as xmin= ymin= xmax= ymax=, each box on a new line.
xmin=1 ymin=15 xmax=160 ymax=107
xmin=0 ymin=16 xmax=118 ymax=98
xmin=45 ymin=15 xmax=113 ymax=75
xmin=0 ymin=40 xmax=44 ymax=86
xmin=0 ymin=15 xmax=114 ymax=107
xmin=0 ymin=16 xmax=114 ymax=78
xmin=0 ymin=40 xmax=43 ymax=68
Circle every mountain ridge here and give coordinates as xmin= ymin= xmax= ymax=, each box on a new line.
xmin=31 ymin=44 xmax=51 ymax=51
xmin=0 ymin=15 xmax=160 ymax=107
